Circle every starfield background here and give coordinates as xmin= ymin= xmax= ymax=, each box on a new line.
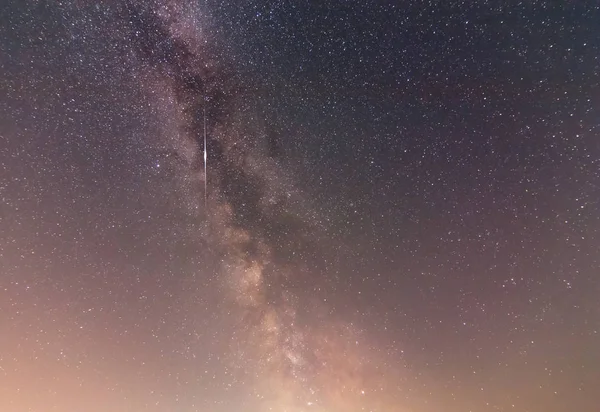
xmin=1 ymin=1 xmax=599 ymax=411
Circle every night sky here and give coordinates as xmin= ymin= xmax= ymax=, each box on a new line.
xmin=1 ymin=1 xmax=599 ymax=411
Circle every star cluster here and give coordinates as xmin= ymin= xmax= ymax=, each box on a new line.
xmin=1 ymin=1 xmax=599 ymax=412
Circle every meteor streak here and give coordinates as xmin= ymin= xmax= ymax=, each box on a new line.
xmin=204 ymin=102 xmax=207 ymax=210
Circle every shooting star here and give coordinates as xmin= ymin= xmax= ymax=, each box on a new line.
xmin=204 ymin=102 xmax=207 ymax=209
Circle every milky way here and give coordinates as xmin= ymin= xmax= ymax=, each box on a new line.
xmin=1 ymin=1 xmax=599 ymax=412
xmin=123 ymin=2 xmax=390 ymax=410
